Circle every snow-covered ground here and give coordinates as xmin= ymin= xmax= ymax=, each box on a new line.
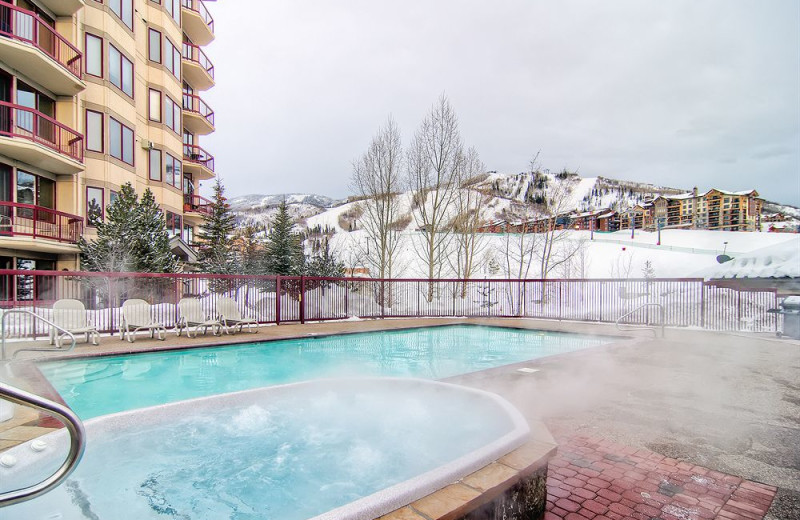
xmin=327 ymin=228 xmax=799 ymax=280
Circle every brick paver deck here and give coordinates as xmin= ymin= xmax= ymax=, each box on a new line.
xmin=546 ymin=436 xmax=776 ymax=520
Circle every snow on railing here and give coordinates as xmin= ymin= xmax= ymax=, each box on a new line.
xmin=0 ymin=270 xmax=778 ymax=339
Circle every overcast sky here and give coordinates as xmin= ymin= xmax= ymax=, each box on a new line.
xmin=200 ymin=0 xmax=800 ymax=205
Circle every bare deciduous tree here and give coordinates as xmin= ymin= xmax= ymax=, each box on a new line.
xmin=498 ymin=204 xmax=541 ymax=314
xmin=407 ymin=95 xmax=464 ymax=302
xmin=537 ymin=168 xmax=583 ymax=279
xmin=351 ymin=116 xmax=404 ymax=305
xmin=448 ymin=147 xmax=487 ymax=297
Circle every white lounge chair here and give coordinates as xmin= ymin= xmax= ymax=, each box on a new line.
xmin=50 ymin=299 xmax=99 ymax=346
xmin=177 ymin=298 xmax=222 ymax=338
xmin=217 ymin=297 xmax=259 ymax=334
xmin=120 ymin=299 xmax=167 ymax=343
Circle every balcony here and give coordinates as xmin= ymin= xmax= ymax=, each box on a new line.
xmin=183 ymin=144 xmax=214 ymax=180
xmin=0 ymin=3 xmax=84 ymax=96
xmin=182 ymin=93 xmax=215 ymax=135
xmin=0 ymin=101 xmax=84 ymax=174
xmin=181 ymin=0 xmax=214 ymax=46
xmin=183 ymin=193 xmax=213 ymax=219
xmin=182 ymin=42 xmax=215 ymax=90
xmin=36 ymin=0 xmax=84 ymax=16
xmin=0 ymin=201 xmax=83 ymax=251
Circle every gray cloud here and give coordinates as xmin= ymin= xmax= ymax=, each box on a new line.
xmin=202 ymin=0 xmax=800 ymax=205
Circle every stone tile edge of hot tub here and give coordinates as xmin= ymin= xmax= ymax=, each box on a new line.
xmin=379 ymin=431 xmax=558 ymax=520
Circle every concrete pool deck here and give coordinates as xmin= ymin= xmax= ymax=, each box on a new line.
xmin=1 ymin=317 xmax=798 ymax=519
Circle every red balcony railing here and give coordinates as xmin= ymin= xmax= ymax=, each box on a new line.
xmin=181 ymin=0 xmax=214 ymax=33
xmin=183 ymin=193 xmax=213 ymax=215
xmin=182 ymin=93 xmax=215 ymax=127
xmin=181 ymin=41 xmax=214 ymax=79
xmin=0 ymin=101 xmax=84 ymax=162
xmin=183 ymin=144 xmax=215 ymax=172
xmin=0 ymin=3 xmax=82 ymax=79
xmin=0 ymin=201 xmax=83 ymax=244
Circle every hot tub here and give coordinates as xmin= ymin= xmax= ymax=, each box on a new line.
xmin=1 ymin=378 xmax=530 ymax=520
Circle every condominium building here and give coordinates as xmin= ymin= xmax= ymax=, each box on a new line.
xmin=0 ymin=0 xmax=216 ymax=276
xmin=650 ymin=188 xmax=762 ymax=231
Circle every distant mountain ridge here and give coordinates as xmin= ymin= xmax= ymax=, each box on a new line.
xmin=229 ymin=193 xmax=342 ymax=211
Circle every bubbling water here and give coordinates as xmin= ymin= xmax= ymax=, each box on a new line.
xmin=1 ymin=379 xmax=527 ymax=520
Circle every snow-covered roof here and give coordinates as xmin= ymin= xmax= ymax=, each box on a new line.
xmin=656 ymin=188 xmax=759 ymax=202
xmin=700 ymin=238 xmax=800 ymax=280
xmin=709 ymin=188 xmax=758 ymax=197
xmin=668 ymin=192 xmax=698 ymax=200
xmin=572 ymin=208 xmax=612 ymax=218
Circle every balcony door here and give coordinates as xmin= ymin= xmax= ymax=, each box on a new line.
xmin=0 ymin=70 xmax=11 ymax=135
xmin=13 ymin=1 xmax=55 ymax=53
xmin=16 ymin=170 xmax=54 ymax=225
xmin=183 ymin=174 xmax=196 ymax=212
xmin=0 ymin=163 xmax=10 ymax=235
xmin=16 ymin=82 xmax=55 ymax=141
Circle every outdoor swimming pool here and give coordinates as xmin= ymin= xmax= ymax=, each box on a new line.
xmin=39 ymin=325 xmax=614 ymax=419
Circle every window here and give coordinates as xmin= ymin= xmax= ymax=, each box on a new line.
xmin=109 ymin=190 xmax=119 ymax=207
xmin=148 ymin=89 xmax=161 ymax=122
xmin=165 ymin=153 xmax=181 ymax=188
xmin=149 ymin=148 xmax=162 ymax=181
xmin=85 ymin=110 xmax=104 ymax=152
xmin=85 ymin=34 xmax=103 ymax=77
xmin=165 ymin=39 xmax=181 ymax=78
xmin=109 ymin=45 xmax=134 ymax=98
xmin=109 ymin=0 xmax=133 ymax=30
xmin=16 ymin=171 xmax=35 ymax=207
xmin=109 ymin=117 xmax=134 ymax=165
xmin=148 ymin=29 xmax=162 ymax=63
xmin=166 ymin=0 xmax=180 ymax=24
xmin=165 ymin=211 xmax=182 ymax=237
xmin=164 ymin=96 xmax=180 ymax=133
xmin=183 ymin=224 xmax=193 ymax=245
xmin=122 ymin=125 xmax=133 ymax=164
xmin=86 ymin=187 xmax=104 ymax=226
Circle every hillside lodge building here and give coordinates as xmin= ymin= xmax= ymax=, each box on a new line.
xmin=478 ymin=188 xmax=765 ymax=234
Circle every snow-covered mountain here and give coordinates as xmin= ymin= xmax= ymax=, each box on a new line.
xmin=230 ymin=173 xmax=791 ymax=232
xmin=229 ymin=193 xmax=342 ymax=211
xmin=229 ymin=193 xmax=344 ymax=228
xmin=302 ymin=172 xmax=702 ymax=234
xmin=473 ymin=172 xmax=685 ymax=212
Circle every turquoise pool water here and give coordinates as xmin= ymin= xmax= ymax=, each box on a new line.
xmin=39 ymin=325 xmax=613 ymax=419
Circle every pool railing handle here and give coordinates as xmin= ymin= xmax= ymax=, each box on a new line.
xmin=0 ymin=309 xmax=77 ymax=360
xmin=0 ymin=382 xmax=86 ymax=507
xmin=615 ymin=303 xmax=666 ymax=338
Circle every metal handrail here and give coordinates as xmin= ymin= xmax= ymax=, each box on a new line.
xmin=1 ymin=309 xmax=77 ymax=360
xmin=0 ymin=382 xmax=86 ymax=507
xmin=615 ymin=303 xmax=666 ymax=338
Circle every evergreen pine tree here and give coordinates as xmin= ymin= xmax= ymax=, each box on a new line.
xmin=79 ymin=183 xmax=138 ymax=272
xmin=79 ymin=183 xmax=178 ymax=273
xmin=196 ymin=179 xmax=238 ymax=274
xmin=304 ymin=239 xmax=345 ymax=278
xmin=136 ymin=189 xmax=179 ymax=273
xmin=234 ymin=223 xmax=266 ymax=275
xmin=304 ymin=239 xmax=345 ymax=295
xmin=265 ymin=199 xmax=304 ymax=275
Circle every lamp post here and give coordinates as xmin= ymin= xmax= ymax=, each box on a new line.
xmin=657 ymin=217 xmax=665 ymax=245
xmin=630 ymin=210 xmax=636 ymax=239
